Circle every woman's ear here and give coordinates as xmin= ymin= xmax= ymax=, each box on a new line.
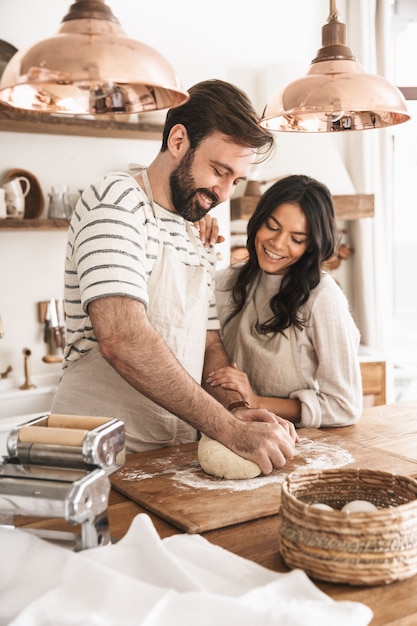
xmin=167 ymin=123 xmax=190 ymax=159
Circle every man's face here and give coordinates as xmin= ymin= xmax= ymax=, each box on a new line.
xmin=170 ymin=131 xmax=256 ymax=222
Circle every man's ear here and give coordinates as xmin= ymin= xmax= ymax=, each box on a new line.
xmin=167 ymin=123 xmax=190 ymax=158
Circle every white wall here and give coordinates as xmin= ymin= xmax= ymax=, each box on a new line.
xmin=0 ymin=0 xmax=344 ymax=382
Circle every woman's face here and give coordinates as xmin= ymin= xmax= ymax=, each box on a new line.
xmin=255 ymin=202 xmax=310 ymax=275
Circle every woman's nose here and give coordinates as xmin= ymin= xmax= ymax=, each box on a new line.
xmin=270 ymin=231 xmax=287 ymax=249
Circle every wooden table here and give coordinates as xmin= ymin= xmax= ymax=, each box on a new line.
xmin=16 ymin=400 xmax=417 ymax=626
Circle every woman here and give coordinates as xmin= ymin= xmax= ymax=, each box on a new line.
xmin=207 ymin=174 xmax=362 ymax=428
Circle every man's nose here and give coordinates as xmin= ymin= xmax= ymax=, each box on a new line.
xmin=214 ymin=179 xmax=235 ymax=204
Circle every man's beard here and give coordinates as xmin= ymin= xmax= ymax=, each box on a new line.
xmin=170 ymin=149 xmax=219 ymax=221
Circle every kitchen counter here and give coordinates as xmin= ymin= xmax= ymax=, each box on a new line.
xmin=15 ymin=400 xmax=417 ymax=626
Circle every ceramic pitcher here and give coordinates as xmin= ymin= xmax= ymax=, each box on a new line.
xmin=2 ymin=176 xmax=31 ymax=219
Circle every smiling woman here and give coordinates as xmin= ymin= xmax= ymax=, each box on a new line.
xmin=211 ymin=174 xmax=363 ymax=429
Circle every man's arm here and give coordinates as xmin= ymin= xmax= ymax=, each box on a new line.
xmin=89 ymin=295 xmax=297 ymax=474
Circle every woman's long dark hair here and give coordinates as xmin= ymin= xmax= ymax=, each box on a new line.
xmin=226 ymin=174 xmax=337 ymax=334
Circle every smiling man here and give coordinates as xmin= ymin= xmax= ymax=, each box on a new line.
xmin=51 ymin=79 xmax=300 ymax=475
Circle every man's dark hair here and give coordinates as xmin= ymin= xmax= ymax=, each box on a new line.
xmin=161 ymin=79 xmax=274 ymax=162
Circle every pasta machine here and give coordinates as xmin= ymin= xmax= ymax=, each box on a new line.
xmin=0 ymin=413 xmax=125 ymax=550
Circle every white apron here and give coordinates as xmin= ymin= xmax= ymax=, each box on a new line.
xmin=220 ymin=272 xmax=305 ymax=397
xmin=52 ymin=170 xmax=209 ymax=451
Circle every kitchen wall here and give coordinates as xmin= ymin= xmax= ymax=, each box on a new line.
xmin=0 ymin=0 xmax=346 ymax=382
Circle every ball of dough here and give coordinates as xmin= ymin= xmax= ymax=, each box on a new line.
xmin=197 ymin=434 xmax=262 ymax=479
xmin=341 ymin=499 xmax=378 ymax=513
xmin=310 ymin=503 xmax=334 ymax=511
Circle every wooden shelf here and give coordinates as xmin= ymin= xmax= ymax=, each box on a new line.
xmin=0 ymin=103 xmax=163 ymax=140
xmin=332 ymin=195 xmax=375 ymax=220
xmin=231 ymin=194 xmax=375 ymax=221
xmin=0 ymin=218 xmax=70 ymax=231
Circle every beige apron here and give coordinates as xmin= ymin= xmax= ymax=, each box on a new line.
xmin=52 ymin=170 xmax=209 ymax=451
xmin=221 ymin=273 xmax=305 ymax=397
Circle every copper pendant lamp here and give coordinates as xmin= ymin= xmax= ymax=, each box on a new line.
xmin=0 ymin=0 xmax=189 ymax=115
xmin=259 ymin=0 xmax=410 ymax=132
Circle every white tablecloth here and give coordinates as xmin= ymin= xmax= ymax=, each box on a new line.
xmin=0 ymin=514 xmax=372 ymax=625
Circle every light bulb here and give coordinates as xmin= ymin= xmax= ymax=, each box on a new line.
xmin=320 ymin=111 xmax=345 ymax=123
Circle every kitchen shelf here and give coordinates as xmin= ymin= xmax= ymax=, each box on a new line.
xmin=0 ymin=103 xmax=163 ymax=140
xmin=0 ymin=218 xmax=70 ymax=231
xmin=231 ymin=194 xmax=375 ymax=221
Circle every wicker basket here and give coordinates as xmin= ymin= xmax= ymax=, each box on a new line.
xmin=279 ymin=468 xmax=417 ymax=586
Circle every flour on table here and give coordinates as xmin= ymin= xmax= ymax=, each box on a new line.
xmin=115 ymin=438 xmax=355 ymax=491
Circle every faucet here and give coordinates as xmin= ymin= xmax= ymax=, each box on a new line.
xmin=0 ymin=365 xmax=12 ymax=379
xmin=20 ymin=348 xmax=37 ymax=390
xmin=0 ymin=315 xmax=13 ymax=379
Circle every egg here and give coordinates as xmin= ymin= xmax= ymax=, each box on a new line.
xmin=341 ymin=499 xmax=378 ymax=513
xmin=310 ymin=503 xmax=334 ymax=511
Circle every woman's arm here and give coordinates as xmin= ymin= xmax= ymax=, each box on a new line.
xmin=291 ymin=276 xmax=363 ymax=427
xmin=206 ymin=362 xmax=302 ymax=423
xmin=209 ymin=275 xmax=362 ymax=428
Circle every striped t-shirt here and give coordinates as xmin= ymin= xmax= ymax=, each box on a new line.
xmin=63 ymin=171 xmax=220 ymax=364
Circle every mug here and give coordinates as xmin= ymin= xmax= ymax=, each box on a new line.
xmin=0 ymin=188 xmax=6 ymax=219
xmin=2 ymin=176 xmax=30 ymax=219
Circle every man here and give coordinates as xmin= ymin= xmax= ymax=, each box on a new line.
xmin=51 ymin=79 xmax=298 ymax=474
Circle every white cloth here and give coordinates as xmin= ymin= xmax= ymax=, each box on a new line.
xmin=0 ymin=514 xmax=372 ymax=626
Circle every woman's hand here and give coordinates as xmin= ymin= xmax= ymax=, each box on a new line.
xmin=194 ymin=214 xmax=225 ymax=249
xmin=206 ymin=362 xmax=258 ymax=407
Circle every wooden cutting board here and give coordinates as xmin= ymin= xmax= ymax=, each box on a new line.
xmin=110 ymin=432 xmax=417 ymax=534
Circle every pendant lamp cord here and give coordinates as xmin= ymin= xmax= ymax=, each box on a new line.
xmin=329 ymin=0 xmax=340 ymax=21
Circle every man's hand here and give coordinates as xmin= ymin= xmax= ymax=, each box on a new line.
xmin=232 ymin=406 xmax=299 ymax=444
xmin=225 ymin=411 xmax=298 ymax=475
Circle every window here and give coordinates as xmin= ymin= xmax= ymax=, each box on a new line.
xmin=391 ymin=8 xmax=417 ymax=400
